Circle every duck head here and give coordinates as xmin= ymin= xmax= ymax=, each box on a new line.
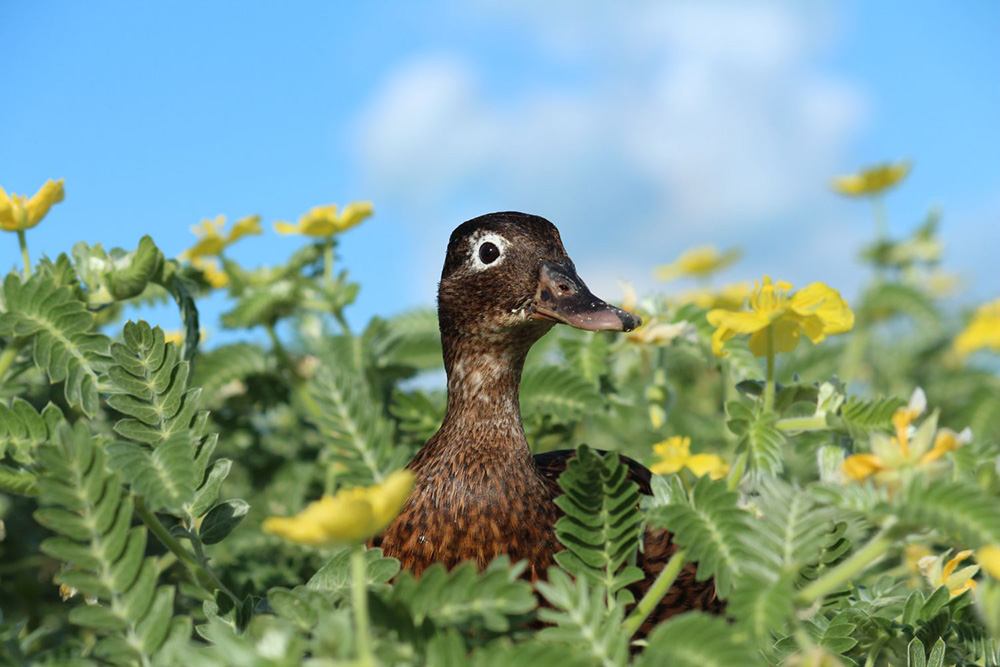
xmin=438 ymin=212 xmax=641 ymax=342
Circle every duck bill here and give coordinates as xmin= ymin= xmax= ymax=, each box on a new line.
xmin=529 ymin=260 xmax=641 ymax=332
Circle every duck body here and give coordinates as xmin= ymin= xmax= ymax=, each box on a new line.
xmin=375 ymin=212 xmax=721 ymax=626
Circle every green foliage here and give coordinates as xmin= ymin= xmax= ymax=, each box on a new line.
xmin=552 ymin=445 xmax=644 ymax=605
xmin=536 ymin=568 xmax=629 ymax=667
xmin=647 ymin=476 xmax=753 ymax=597
xmin=3 ymin=182 xmax=1000 ymax=665
xmin=635 ymin=613 xmax=760 ymax=667
xmin=33 ymin=422 xmax=175 ymax=664
xmin=521 ymin=365 xmax=603 ymax=424
xmin=0 ymin=398 xmax=63 ymax=465
xmin=0 ymin=272 xmax=111 ymax=415
xmin=307 ymin=360 xmax=409 ymax=484
xmin=388 ymin=557 xmax=537 ymax=633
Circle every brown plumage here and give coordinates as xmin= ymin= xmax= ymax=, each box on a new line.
xmin=374 ymin=212 xmax=722 ymax=633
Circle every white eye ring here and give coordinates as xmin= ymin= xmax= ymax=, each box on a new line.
xmin=467 ymin=231 xmax=509 ymax=271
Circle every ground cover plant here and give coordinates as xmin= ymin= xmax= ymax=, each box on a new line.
xmin=1 ymin=163 xmax=999 ymax=665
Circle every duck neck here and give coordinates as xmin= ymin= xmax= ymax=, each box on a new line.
xmin=432 ymin=331 xmax=534 ymax=462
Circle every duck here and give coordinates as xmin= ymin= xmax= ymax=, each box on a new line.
xmin=373 ymin=211 xmax=722 ymax=629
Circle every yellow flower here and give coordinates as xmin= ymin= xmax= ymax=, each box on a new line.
xmin=263 ymin=470 xmax=414 ymax=546
xmin=706 ymin=276 xmax=854 ymax=357
xmin=977 ymin=545 xmax=1000 ymax=579
xmin=954 ymin=299 xmax=1000 ymax=356
xmin=0 ymin=179 xmax=65 ymax=232
xmin=917 ymin=549 xmax=979 ymax=597
xmin=274 ymin=201 xmax=373 ymax=238
xmin=655 ymin=245 xmax=741 ymax=281
xmin=650 ymin=436 xmax=728 ymax=480
xmin=181 ymin=214 xmax=262 ymax=259
xmin=163 ymin=330 xmax=185 ymax=346
xmin=842 ymin=388 xmax=972 ymax=487
xmin=190 ymin=257 xmax=229 ymax=289
xmin=675 ymin=283 xmax=750 ymax=311
xmin=626 ymin=319 xmax=690 ymax=346
xmin=831 ymin=160 xmax=911 ymax=197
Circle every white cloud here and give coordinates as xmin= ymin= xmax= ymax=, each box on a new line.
xmin=353 ymin=1 xmax=870 ymax=300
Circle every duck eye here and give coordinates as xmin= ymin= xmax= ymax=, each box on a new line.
xmin=478 ymin=241 xmax=500 ymax=265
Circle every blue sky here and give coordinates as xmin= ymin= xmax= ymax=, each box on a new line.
xmin=2 ymin=1 xmax=998 ymax=337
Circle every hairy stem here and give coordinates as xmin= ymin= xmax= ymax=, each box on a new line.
xmin=135 ymin=496 xmax=240 ymax=604
xmin=763 ymin=326 xmax=776 ymax=414
xmin=323 ymin=239 xmax=334 ymax=285
xmin=351 ymin=546 xmax=375 ymax=667
xmin=0 ymin=339 xmax=27 ymax=387
xmin=622 ymin=548 xmax=687 ymax=637
xmin=797 ymin=525 xmax=897 ymax=605
xmin=17 ymin=230 xmax=31 ymax=277
xmin=775 ymin=415 xmax=830 ymax=433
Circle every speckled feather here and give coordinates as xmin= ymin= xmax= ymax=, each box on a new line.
xmin=373 ymin=212 xmax=723 ymax=635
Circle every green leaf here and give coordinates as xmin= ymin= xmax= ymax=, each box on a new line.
xmin=536 ymin=568 xmax=628 ymax=667
xmin=136 ymin=586 xmax=176 ymax=654
xmin=32 ymin=422 xmax=167 ymax=658
xmin=647 ymin=475 xmax=754 ymax=597
xmin=520 ymin=366 xmax=602 ymax=424
xmin=897 ymin=478 xmax=1000 ymax=546
xmin=307 ymin=360 xmax=406 ymax=485
xmin=102 ymin=235 xmax=165 ymax=301
xmin=390 ymin=557 xmax=536 ymax=633
xmin=0 ymin=273 xmax=111 ymax=415
xmin=106 ymin=434 xmax=198 ymax=515
xmin=0 ymin=399 xmax=62 ymax=465
xmin=552 ymin=445 xmax=643 ymax=605
xmin=840 ymin=395 xmax=906 ymax=433
xmin=107 ymin=320 xmax=204 ymax=446
xmin=190 ymin=458 xmax=232 ymax=517
xmin=636 ymin=612 xmax=761 ymax=667
xmin=199 ymin=499 xmax=250 ymax=545
xmin=307 ymin=547 xmax=400 ymax=594
xmin=741 ymin=478 xmax=838 ymax=582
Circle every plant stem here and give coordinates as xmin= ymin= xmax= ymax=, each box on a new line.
xmin=0 ymin=339 xmax=27 ymax=387
xmin=726 ymin=451 xmax=747 ymax=491
xmin=775 ymin=415 xmax=830 ymax=433
xmin=265 ymin=322 xmax=296 ymax=377
xmin=863 ymin=636 xmax=888 ymax=667
xmin=17 ymin=230 xmax=31 ymax=277
xmin=622 ymin=548 xmax=687 ymax=637
xmin=134 ymin=496 xmax=240 ymax=605
xmin=797 ymin=525 xmax=897 ymax=605
xmin=763 ymin=325 xmax=776 ymax=414
xmin=323 ymin=239 xmax=334 ymax=286
xmin=351 ymin=545 xmax=375 ymax=667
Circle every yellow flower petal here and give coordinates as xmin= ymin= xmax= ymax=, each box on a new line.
xmin=273 ymin=221 xmax=302 ymax=235
xmin=0 ymin=179 xmax=65 ymax=232
xmin=26 ymin=179 xmax=65 ymax=227
xmin=263 ymin=470 xmax=415 ymax=547
xmin=278 ymin=202 xmax=373 ymax=238
xmin=183 ymin=214 xmax=259 ymax=258
xmin=842 ymin=453 xmax=884 ymax=481
xmin=685 ymin=454 xmax=729 ymax=480
xmin=338 ymin=201 xmax=374 ymax=232
xmin=650 ymin=436 xmax=691 ymax=475
xmin=227 ymin=215 xmax=262 ymax=244
xmin=954 ymin=299 xmax=1000 ymax=356
xmin=977 ymin=545 xmax=1000 ymax=579
xmin=831 ymin=160 xmax=911 ymax=197
xmin=655 ymin=245 xmax=741 ymax=281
